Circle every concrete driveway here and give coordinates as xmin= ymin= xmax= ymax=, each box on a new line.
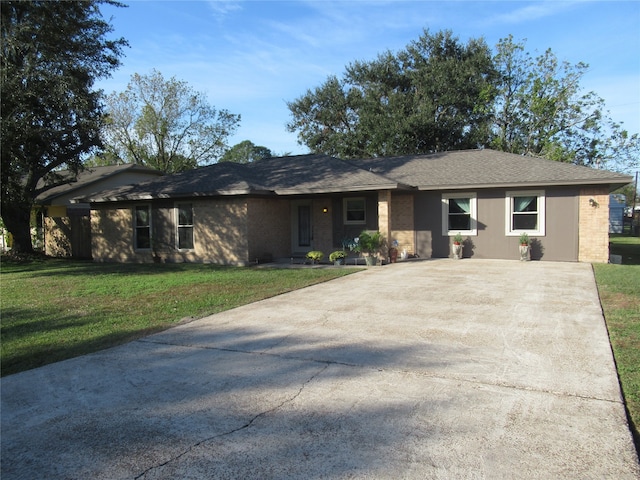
xmin=2 ymin=259 xmax=639 ymax=479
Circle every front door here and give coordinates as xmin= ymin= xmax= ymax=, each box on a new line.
xmin=292 ymin=201 xmax=312 ymax=253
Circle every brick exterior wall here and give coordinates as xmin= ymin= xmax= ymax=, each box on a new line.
xmin=377 ymin=190 xmax=391 ymax=245
xmin=91 ymin=205 xmax=136 ymax=262
xmin=192 ymin=198 xmax=248 ymax=264
xmin=390 ymin=193 xmax=415 ymax=256
xmin=92 ymin=199 xmax=252 ymax=264
xmin=578 ymin=187 xmax=610 ymax=263
xmin=247 ymin=198 xmax=290 ymax=262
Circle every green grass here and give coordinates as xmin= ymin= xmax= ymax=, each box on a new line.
xmin=1 ymin=259 xmax=358 ymax=376
xmin=594 ymin=233 xmax=640 ymax=451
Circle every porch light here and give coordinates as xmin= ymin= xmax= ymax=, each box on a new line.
xmin=322 ymin=207 xmax=329 ymax=213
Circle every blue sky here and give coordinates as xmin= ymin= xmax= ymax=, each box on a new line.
xmin=98 ymin=0 xmax=640 ymax=156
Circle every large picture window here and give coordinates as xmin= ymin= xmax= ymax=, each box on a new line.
xmin=176 ymin=203 xmax=194 ymax=250
xmin=442 ymin=193 xmax=477 ymax=236
xmin=344 ymin=198 xmax=366 ymax=225
xmin=135 ymin=205 xmax=151 ymax=250
xmin=505 ymin=190 xmax=545 ymax=236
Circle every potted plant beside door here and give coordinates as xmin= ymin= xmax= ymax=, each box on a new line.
xmin=519 ymin=233 xmax=530 ymax=261
xmin=452 ymin=233 xmax=463 ymax=260
xmin=354 ymin=230 xmax=383 ymax=266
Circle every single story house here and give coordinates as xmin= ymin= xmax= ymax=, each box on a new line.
xmin=35 ymin=164 xmax=163 ymax=258
xmin=80 ymin=149 xmax=632 ymax=264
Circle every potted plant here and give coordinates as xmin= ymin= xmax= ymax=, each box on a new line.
xmin=452 ymin=232 xmax=463 ymax=260
xmin=329 ymin=250 xmax=346 ymax=265
xmin=305 ymin=250 xmax=324 ymax=264
xmin=519 ymin=233 xmax=530 ymax=261
xmin=388 ymin=239 xmax=399 ymax=263
xmin=353 ymin=230 xmax=383 ymax=266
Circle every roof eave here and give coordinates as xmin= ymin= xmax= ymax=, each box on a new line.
xmin=274 ymin=183 xmax=410 ymax=195
xmin=83 ymin=188 xmax=275 ymax=203
xmin=416 ymin=177 xmax=633 ymax=191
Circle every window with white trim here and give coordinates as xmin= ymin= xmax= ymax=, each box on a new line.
xmin=176 ymin=203 xmax=194 ymax=250
xmin=505 ymin=190 xmax=545 ymax=236
xmin=344 ymin=197 xmax=366 ymax=225
xmin=442 ymin=193 xmax=477 ymax=236
xmin=135 ymin=205 xmax=151 ymax=250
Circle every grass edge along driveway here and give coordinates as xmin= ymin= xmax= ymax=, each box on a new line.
xmin=594 ymin=233 xmax=640 ymax=453
xmin=1 ymin=260 xmax=358 ymax=377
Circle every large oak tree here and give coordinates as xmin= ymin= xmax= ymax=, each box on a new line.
xmin=287 ymin=30 xmax=497 ymax=158
xmin=1 ymin=0 xmax=126 ymax=254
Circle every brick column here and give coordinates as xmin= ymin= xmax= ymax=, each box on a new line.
xmin=378 ymin=190 xmax=392 ymax=249
xmin=578 ymin=187 xmax=610 ymax=263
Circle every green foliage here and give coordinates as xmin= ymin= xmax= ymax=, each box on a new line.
xmin=0 ymin=260 xmax=357 ymax=375
xmin=519 ymin=232 xmax=530 ymax=245
xmin=329 ymin=250 xmax=347 ymax=262
xmin=287 ymin=30 xmax=638 ymax=173
xmin=220 ymin=140 xmax=272 ymax=163
xmin=354 ymin=231 xmax=383 ymax=255
xmin=492 ymin=35 xmax=639 ymax=171
xmin=305 ymin=250 xmax=324 ymax=263
xmin=102 ymin=70 xmax=241 ymax=173
xmin=287 ymin=29 xmax=496 ymax=158
xmin=453 ymin=232 xmax=463 ymax=244
xmin=0 ymin=0 xmax=127 ymax=253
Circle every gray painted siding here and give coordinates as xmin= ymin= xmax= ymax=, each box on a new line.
xmin=413 ymin=188 xmax=579 ymax=262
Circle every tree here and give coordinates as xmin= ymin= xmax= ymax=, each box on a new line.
xmin=286 ymin=30 xmax=497 ymax=158
xmin=220 ymin=140 xmax=272 ymax=163
xmin=1 ymin=0 xmax=127 ymax=254
xmin=492 ymin=36 xmax=639 ymax=171
xmin=102 ymin=70 xmax=241 ymax=173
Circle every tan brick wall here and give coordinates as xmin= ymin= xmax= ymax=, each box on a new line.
xmin=378 ymin=191 xmax=391 ymax=247
xmin=247 ymin=198 xmax=290 ymax=262
xmin=391 ymin=193 xmax=415 ymax=255
xmin=193 ymin=198 xmax=249 ymax=264
xmin=578 ymin=187 xmax=610 ymax=263
xmin=91 ymin=205 xmax=136 ymax=262
xmin=91 ymin=200 xmax=251 ymax=264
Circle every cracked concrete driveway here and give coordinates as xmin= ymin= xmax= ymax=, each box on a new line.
xmin=2 ymin=259 xmax=639 ymax=479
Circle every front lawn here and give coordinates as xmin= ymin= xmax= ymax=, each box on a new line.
xmin=594 ymin=233 xmax=640 ymax=450
xmin=1 ymin=259 xmax=357 ymax=376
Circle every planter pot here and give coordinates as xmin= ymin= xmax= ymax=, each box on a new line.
xmin=519 ymin=244 xmax=530 ymax=261
xmin=388 ymin=247 xmax=398 ymax=263
xmin=364 ymin=255 xmax=376 ymax=267
xmin=452 ymin=243 xmax=462 ymax=260
xmin=333 ymin=259 xmax=344 ymax=266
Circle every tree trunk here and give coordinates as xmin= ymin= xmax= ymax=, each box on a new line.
xmin=1 ymin=201 xmax=35 ymax=255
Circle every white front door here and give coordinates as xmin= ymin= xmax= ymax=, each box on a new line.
xmin=292 ymin=201 xmax=312 ymax=253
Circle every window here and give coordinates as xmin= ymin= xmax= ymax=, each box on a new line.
xmin=344 ymin=198 xmax=366 ymax=224
xmin=176 ymin=203 xmax=194 ymax=250
xmin=505 ymin=190 xmax=545 ymax=236
xmin=135 ymin=205 xmax=151 ymax=250
xmin=442 ymin=193 xmax=477 ymax=236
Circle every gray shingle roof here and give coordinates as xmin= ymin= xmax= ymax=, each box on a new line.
xmin=352 ymin=149 xmax=633 ymax=190
xmin=83 ymin=150 xmax=632 ymax=203
xmin=85 ymin=154 xmax=404 ymax=202
xmin=36 ymin=164 xmax=162 ymax=204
